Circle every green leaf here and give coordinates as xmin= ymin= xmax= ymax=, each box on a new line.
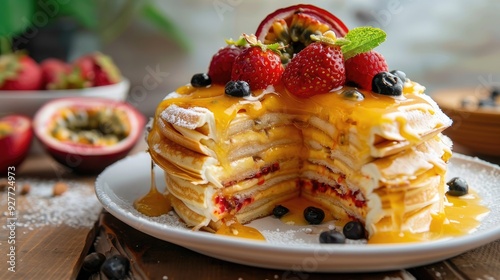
xmin=341 ymin=27 xmax=386 ymax=60
xmin=0 ymin=0 xmax=35 ymax=38
xmin=57 ymin=0 xmax=98 ymax=29
xmin=141 ymin=2 xmax=191 ymax=51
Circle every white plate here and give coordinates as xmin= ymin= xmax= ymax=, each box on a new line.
xmin=95 ymin=152 xmax=500 ymax=272
xmin=0 ymin=79 xmax=129 ymax=117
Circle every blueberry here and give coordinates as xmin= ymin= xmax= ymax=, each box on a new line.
xmin=372 ymin=71 xmax=403 ymax=96
xmin=225 ymin=80 xmax=251 ymax=97
xmin=446 ymin=177 xmax=469 ymax=196
xmin=101 ymin=255 xmax=130 ymax=280
xmin=272 ymin=205 xmax=289 ymax=218
xmin=343 ymin=89 xmax=364 ymax=101
xmin=82 ymin=252 xmax=106 ymax=273
xmin=303 ymin=206 xmax=325 ymax=225
xmin=319 ymin=230 xmax=346 ymax=244
xmin=478 ymin=98 xmax=495 ymax=108
xmin=342 ymin=221 xmax=366 ymax=240
xmin=191 ymin=73 xmax=212 ymax=87
xmin=490 ymin=87 xmax=499 ymax=99
xmin=390 ymin=70 xmax=407 ymax=82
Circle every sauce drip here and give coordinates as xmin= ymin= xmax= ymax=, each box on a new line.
xmin=278 ymin=197 xmax=335 ymax=226
xmin=134 ymin=159 xmax=172 ymax=217
xmin=368 ymin=190 xmax=489 ymax=244
xmin=215 ymin=218 xmax=266 ymax=240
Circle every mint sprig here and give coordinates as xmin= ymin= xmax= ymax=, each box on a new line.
xmin=341 ymin=27 xmax=386 ymax=60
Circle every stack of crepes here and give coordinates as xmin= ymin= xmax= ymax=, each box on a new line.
xmin=147 ymin=79 xmax=453 ymax=238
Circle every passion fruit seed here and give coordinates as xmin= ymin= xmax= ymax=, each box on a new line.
xmin=319 ymin=230 xmax=346 ymax=244
xmin=191 ymin=73 xmax=212 ymax=87
xmin=446 ymin=177 xmax=469 ymax=196
xmin=262 ymin=13 xmax=332 ymax=65
xmin=52 ymin=108 xmax=129 ymax=146
xmin=272 ymin=205 xmax=289 ymax=218
xmin=101 ymin=255 xmax=130 ymax=280
xmin=342 ymin=220 xmax=366 ymax=240
xmin=225 ymin=80 xmax=251 ymax=97
xmin=303 ymin=206 xmax=325 ymax=225
xmin=342 ymin=89 xmax=364 ymax=101
xmin=82 ymin=252 xmax=106 ymax=273
xmin=372 ymin=71 xmax=403 ymax=96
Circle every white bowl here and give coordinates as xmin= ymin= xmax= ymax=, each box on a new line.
xmin=0 ymin=79 xmax=130 ymax=117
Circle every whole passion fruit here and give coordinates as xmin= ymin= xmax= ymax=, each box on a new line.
xmin=0 ymin=115 xmax=33 ymax=171
xmin=33 ymin=97 xmax=145 ymax=174
xmin=255 ymin=4 xmax=349 ymax=64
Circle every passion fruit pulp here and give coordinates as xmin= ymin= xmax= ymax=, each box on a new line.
xmin=255 ymin=4 xmax=349 ymax=64
xmin=33 ymin=97 xmax=145 ymax=174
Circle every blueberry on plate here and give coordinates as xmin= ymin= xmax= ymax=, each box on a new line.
xmin=342 ymin=220 xmax=366 ymax=240
xmin=446 ymin=177 xmax=469 ymax=196
xmin=272 ymin=205 xmax=289 ymax=218
xmin=319 ymin=230 xmax=346 ymax=244
xmin=303 ymin=206 xmax=325 ymax=225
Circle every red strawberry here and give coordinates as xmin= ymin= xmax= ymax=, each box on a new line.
xmin=282 ymin=41 xmax=345 ymax=97
xmin=208 ymin=45 xmax=244 ymax=85
xmin=68 ymin=52 xmax=122 ymax=88
xmin=0 ymin=53 xmax=43 ymax=91
xmin=40 ymin=58 xmax=71 ymax=90
xmin=231 ymin=35 xmax=284 ymax=90
xmin=345 ymin=50 xmax=388 ymax=90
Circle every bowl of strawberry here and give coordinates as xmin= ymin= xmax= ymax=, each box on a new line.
xmin=0 ymin=52 xmax=129 ymax=117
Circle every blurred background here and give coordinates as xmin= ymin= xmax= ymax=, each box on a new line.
xmin=1 ymin=0 xmax=499 ymax=117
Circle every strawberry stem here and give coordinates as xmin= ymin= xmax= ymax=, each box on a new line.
xmin=310 ymin=31 xmax=350 ymax=47
xmin=225 ymin=36 xmax=248 ymax=47
xmin=241 ymin=33 xmax=282 ymax=55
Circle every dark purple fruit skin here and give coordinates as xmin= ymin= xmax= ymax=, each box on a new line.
xmin=303 ymin=206 xmax=325 ymax=225
xmin=82 ymin=252 xmax=106 ymax=273
xmin=101 ymin=255 xmax=130 ymax=280
xmin=319 ymin=230 xmax=346 ymax=244
xmin=225 ymin=80 xmax=251 ymax=97
xmin=191 ymin=73 xmax=212 ymax=87
xmin=446 ymin=177 xmax=469 ymax=196
xmin=342 ymin=221 xmax=366 ymax=240
xmin=272 ymin=205 xmax=289 ymax=218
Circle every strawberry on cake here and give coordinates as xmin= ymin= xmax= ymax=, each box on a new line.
xmin=145 ymin=4 xmax=453 ymax=243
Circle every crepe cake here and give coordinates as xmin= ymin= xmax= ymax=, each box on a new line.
xmin=146 ymin=5 xmax=453 ymax=241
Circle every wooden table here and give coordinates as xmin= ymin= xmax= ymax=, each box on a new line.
xmin=1 ymin=140 xmax=499 ymax=280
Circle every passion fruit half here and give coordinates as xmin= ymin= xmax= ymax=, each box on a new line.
xmin=255 ymin=4 xmax=349 ymax=65
xmin=0 ymin=115 xmax=33 ymax=171
xmin=33 ymin=97 xmax=145 ymax=174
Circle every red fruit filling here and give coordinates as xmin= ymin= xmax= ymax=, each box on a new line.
xmin=303 ymin=176 xmax=366 ymax=208
xmin=222 ymin=162 xmax=280 ymax=188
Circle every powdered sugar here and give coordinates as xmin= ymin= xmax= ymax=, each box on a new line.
xmin=1 ymin=179 xmax=101 ymax=229
xmin=160 ymin=104 xmax=212 ymax=129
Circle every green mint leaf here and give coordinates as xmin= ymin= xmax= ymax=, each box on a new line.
xmin=341 ymin=27 xmax=386 ymax=60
